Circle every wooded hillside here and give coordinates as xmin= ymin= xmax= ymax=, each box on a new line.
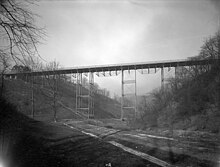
xmin=136 ymin=31 xmax=220 ymax=133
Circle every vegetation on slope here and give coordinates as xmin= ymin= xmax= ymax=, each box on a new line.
xmin=136 ymin=31 xmax=220 ymax=133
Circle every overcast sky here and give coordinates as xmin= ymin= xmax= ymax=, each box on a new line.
xmin=32 ymin=0 xmax=220 ymax=96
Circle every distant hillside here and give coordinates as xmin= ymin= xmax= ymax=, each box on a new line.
xmin=4 ymin=78 xmax=121 ymax=121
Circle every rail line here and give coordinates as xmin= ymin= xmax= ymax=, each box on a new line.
xmin=63 ymin=123 xmax=175 ymax=167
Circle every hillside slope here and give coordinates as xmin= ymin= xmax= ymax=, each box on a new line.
xmin=3 ymin=78 xmax=121 ymax=121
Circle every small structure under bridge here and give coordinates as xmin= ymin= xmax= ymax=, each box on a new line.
xmin=4 ymin=58 xmax=217 ymax=120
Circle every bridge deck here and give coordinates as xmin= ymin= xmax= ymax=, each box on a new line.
xmin=5 ymin=58 xmax=216 ymax=76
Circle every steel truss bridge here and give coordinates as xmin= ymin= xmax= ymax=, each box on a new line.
xmin=5 ymin=58 xmax=217 ymax=119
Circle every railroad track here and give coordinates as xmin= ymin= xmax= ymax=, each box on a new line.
xmin=63 ymin=122 xmax=175 ymax=167
xmin=61 ymin=120 xmax=220 ymax=167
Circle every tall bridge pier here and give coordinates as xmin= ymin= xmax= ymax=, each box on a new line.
xmin=121 ymin=69 xmax=137 ymax=120
xmin=75 ymin=72 xmax=95 ymax=118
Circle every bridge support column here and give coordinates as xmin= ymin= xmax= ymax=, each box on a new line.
xmin=161 ymin=67 xmax=164 ymax=90
xmin=76 ymin=73 xmax=82 ymax=114
xmin=121 ymin=69 xmax=137 ymax=120
xmin=76 ymin=72 xmax=94 ymax=119
xmin=134 ymin=69 xmax=137 ymax=118
xmin=52 ymin=73 xmax=58 ymax=122
xmin=88 ymin=72 xmax=94 ymax=118
xmin=41 ymin=75 xmax=44 ymax=88
xmin=25 ymin=75 xmax=28 ymax=84
xmin=121 ymin=70 xmax=124 ymax=120
xmin=174 ymin=67 xmax=176 ymax=78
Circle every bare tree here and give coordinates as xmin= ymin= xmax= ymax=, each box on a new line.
xmin=0 ymin=0 xmax=45 ymax=65
xmin=41 ymin=61 xmax=61 ymax=122
xmin=199 ymin=30 xmax=220 ymax=60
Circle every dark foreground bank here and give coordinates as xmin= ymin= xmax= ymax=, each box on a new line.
xmin=0 ymin=98 xmax=159 ymax=167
